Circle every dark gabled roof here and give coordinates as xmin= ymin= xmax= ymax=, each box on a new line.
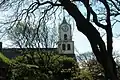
xmin=2 ymin=48 xmax=57 ymax=59
xmin=1 ymin=48 xmax=76 ymax=61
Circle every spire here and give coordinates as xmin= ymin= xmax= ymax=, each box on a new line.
xmin=61 ymin=9 xmax=67 ymax=24
xmin=62 ymin=17 xmax=67 ymax=24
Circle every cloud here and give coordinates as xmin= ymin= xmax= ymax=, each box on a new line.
xmin=113 ymin=38 xmax=120 ymax=51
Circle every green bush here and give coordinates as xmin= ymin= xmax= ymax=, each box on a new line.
xmin=0 ymin=53 xmax=11 ymax=64
xmin=8 ymin=52 xmax=80 ymax=80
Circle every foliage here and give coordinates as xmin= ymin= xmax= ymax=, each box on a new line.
xmin=78 ymin=52 xmax=120 ymax=80
xmin=0 ymin=52 xmax=11 ymax=64
xmin=79 ymin=69 xmax=93 ymax=80
xmin=81 ymin=59 xmax=104 ymax=80
xmin=7 ymin=52 xmax=80 ymax=80
xmin=0 ymin=0 xmax=120 ymax=79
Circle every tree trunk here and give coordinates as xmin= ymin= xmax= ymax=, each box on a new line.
xmin=59 ymin=0 xmax=118 ymax=79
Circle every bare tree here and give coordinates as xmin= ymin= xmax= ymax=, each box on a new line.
xmin=0 ymin=0 xmax=120 ymax=79
xmin=7 ymin=21 xmax=57 ymax=48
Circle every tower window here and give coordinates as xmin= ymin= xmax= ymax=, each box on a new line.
xmin=67 ymin=44 xmax=71 ymax=50
xmin=62 ymin=44 xmax=66 ymax=50
xmin=64 ymin=34 xmax=67 ymax=40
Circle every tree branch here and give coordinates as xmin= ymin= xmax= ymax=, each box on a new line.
xmin=37 ymin=1 xmax=62 ymax=6
xmin=109 ymin=0 xmax=120 ymax=11
xmin=89 ymin=7 xmax=107 ymax=30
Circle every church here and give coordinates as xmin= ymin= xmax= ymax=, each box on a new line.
xmin=0 ymin=17 xmax=76 ymax=59
xmin=58 ymin=17 xmax=75 ymax=59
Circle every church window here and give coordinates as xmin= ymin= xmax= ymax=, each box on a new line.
xmin=62 ymin=44 xmax=66 ymax=50
xmin=67 ymin=44 xmax=71 ymax=50
xmin=64 ymin=34 xmax=67 ymax=40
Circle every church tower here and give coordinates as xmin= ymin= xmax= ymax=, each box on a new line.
xmin=58 ymin=17 xmax=74 ymax=55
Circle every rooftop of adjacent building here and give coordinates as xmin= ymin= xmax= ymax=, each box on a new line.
xmin=0 ymin=42 xmax=76 ymax=60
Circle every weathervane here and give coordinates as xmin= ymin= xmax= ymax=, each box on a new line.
xmin=63 ymin=8 xmax=65 ymax=18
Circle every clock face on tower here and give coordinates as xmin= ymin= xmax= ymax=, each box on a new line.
xmin=61 ymin=25 xmax=69 ymax=32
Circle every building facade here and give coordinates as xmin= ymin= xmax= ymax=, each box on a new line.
xmin=58 ymin=17 xmax=74 ymax=55
xmin=0 ymin=17 xmax=75 ymax=59
xmin=0 ymin=17 xmax=76 ymax=80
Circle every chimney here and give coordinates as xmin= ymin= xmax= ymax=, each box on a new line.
xmin=0 ymin=42 xmax=2 ymax=52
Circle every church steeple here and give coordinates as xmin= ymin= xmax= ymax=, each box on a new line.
xmin=62 ymin=17 xmax=67 ymax=24
xmin=59 ymin=17 xmax=72 ymax=41
xmin=58 ymin=17 xmax=74 ymax=55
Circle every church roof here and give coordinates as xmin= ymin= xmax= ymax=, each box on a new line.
xmin=1 ymin=48 xmax=76 ymax=61
xmin=2 ymin=48 xmax=57 ymax=59
xmin=61 ymin=17 xmax=68 ymax=24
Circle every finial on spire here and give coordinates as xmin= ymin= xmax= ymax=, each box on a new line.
xmin=61 ymin=9 xmax=67 ymax=24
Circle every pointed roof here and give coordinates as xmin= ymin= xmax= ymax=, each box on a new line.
xmin=61 ymin=17 xmax=67 ymax=24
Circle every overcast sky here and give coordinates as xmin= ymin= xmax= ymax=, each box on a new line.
xmin=1 ymin=14 xmax=120 ymax=54
xmin=73 ymin=22 xmax=120 ymax=54
xmin=0 ymin=1 xmax=120 ymax=54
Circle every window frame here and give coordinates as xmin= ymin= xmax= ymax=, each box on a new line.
xmin=67 ymin=44 xmax=71 ymax=50
xmin=62 ymin=44 xmax=66 ymax=50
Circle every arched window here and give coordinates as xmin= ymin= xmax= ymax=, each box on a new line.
xmin=64 ymin=34 xmax=67 ymax=40
xmin=67 ymin=44 xmax=71 ymax=50
xmin=62 ymin=44 xmax=66 ymax=50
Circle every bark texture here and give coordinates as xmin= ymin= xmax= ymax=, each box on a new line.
xmin=59 ymin=0 xmax=118 ymax=79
